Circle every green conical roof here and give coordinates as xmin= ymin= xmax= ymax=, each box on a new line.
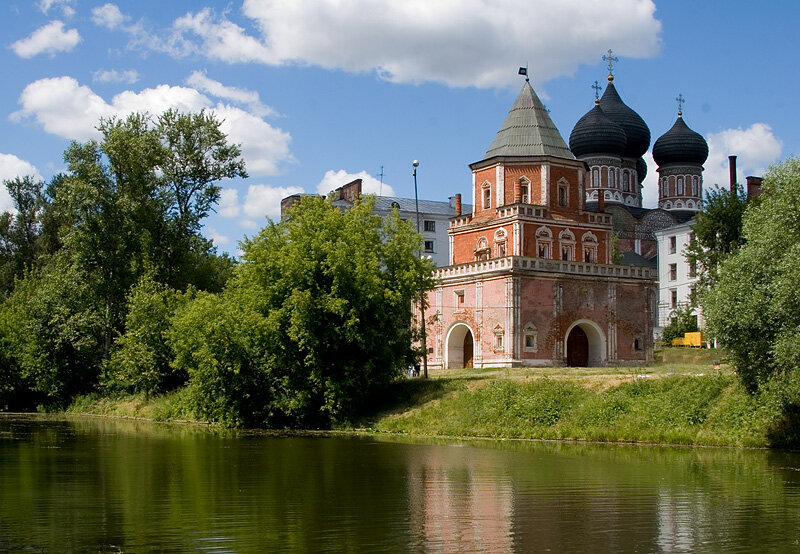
xmin=484 ymin=81 xmax=574 ymax=160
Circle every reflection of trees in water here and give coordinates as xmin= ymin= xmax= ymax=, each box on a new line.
xmin=1 ymin=416 xmax=800 ymax=551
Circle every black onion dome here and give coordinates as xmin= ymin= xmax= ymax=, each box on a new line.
xmin=599 ymin=82 xmax=650 ymax=158
xmin=652 ymin=115 xmax=709 ymax=166
xmin=636 ymin=157 xmax=647 ymax=183
xmin=569 ymin=103 xmax=627 ymax=158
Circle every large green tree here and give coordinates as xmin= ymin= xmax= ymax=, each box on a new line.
xmin=685 ymin=184 xmax=749 ymax=299
xmin=704 ymin=157 xmax=800 ymax=392
xmin=0 ymin=109 xmax=245 ymax=408
xmin=170 ymin=195 xmax=435 ymax=427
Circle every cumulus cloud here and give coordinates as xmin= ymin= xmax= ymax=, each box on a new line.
xmin=317 ymin=169 xmax=395 ymax=197
xmin=93 ymin=69 xmax=140 ymax=84
xmin=186 ymin=71 xmax=274 ymax=117
xmin=12 ymin=76 xmax=293 ymax=176
xmin=640 ymin=151 xmax=659 ymax=208
xmin=205 ymin=227 xmax=229 ymax=247
xmin=38 ymin=0 xmax=75 ymax=16
xmin=243 ymin=184 xmax=304 ymax=222
xmin=218 ymin=188 xmax=240 ymax=218
xmin=11 ymin=20 xmax=81 ymax=58
xmin=152 ymin=0 xmax=661 ymax=88
xmin=0 ymin=154 xmax=42 ymax=213
xmin=703 ymin=123 xmax=782 ymax=189
xmin=91 ymin=3 xmax=127 ymax=30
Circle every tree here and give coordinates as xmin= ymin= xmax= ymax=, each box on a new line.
xmin=704 ymin=157 xmax=800 ymax=392
xmin=685 ymin=184 xmax=749 ymax=300
xmin=170 ymin=195 xmax=435 ymax=427
xmin=660 ymin=303 xmax=699 ymax=344
xmin=104 ymin=276 xmax=191 ymax=397
xmin=0 ymin=176 xmax=49 ymax=295
xmin=0 ymin=110 xmax=244 ymax=409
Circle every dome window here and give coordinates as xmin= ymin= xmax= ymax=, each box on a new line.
xmin=677 ymin=177 xmax=684 ymax=195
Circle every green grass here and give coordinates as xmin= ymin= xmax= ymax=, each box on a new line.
xmin=67 ymin=389 xmax=196 ymax=423
xmin=363 ymin=349 xmax=797 ymax=448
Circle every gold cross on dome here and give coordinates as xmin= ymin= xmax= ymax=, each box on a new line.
xmin=676 ymin=93 xmax=685 ymax=116
xmin=602 ymin=49 xmax=619 ymax=77
xmin=591 ymin=80 xmax=601 ymax=100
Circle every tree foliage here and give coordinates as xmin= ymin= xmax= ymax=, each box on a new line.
xmin=685 ymin=184 xmax=749 ymax=298
xmin=0 ymin=110 xmax=244 ymax=409
xmin=170 ymin=195 xmax=435 ymax=427
xmin=660 ymin=304 xmax=699 ymax=344
xmin=704 ymin=157 xmax=800 ymax=392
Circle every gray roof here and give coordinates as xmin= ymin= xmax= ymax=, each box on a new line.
xmin=621 ymin=251 xmax=657 ymax=269
xmin=484 ymin=81 xmax=575 ymax=160
xmin=373 ymin=196 xmax=472 ymax=216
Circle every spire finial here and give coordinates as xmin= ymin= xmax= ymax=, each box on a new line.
xmin=676 ymin=93 xmax=685 ymax=117
xmin=591 ymin=80 xmax=601 ymax=104
xmin=518 ymin=65 xmax=529 ymax=82
xmin=602 ymin=49 xmax=619 ymax=82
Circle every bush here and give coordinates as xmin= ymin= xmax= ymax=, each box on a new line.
xmin=104 ymin=276 xmax=191 ymax=396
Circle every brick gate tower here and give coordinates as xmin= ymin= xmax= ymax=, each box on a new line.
xmin=424 ymin=78 xmax=655 ymax=368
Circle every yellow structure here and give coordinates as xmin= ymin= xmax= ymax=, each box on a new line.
xmin=671 ymin=331 xmax=702 ymax=347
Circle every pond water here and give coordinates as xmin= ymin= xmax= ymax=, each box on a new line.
xmin=1 ymin=414 xmax=799 ymax=552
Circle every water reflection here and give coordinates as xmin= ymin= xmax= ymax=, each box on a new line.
xmin=1 ymin=415 xmax=799 ymax=552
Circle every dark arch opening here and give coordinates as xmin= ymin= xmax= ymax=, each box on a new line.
xmin=566 ymin=326 xmax=589 ymax=367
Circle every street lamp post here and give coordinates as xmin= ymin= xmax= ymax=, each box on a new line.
xmin=412 ymin=160 xmax=428 ymax=379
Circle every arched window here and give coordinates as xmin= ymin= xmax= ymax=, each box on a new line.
xmin=623 ymin=171 xmax=630 ymax=192
xmin=536 ymin=226 xmax=552 ymax=259
xmin=483 ymin=187 xmax=491 ymax=209
xmin=677 ymin=177 xmax=684 ymax=195
xmin=661 ymin=178 xmax=668 ymax=197
xmin=582 ymin=231 xmax=598 ymax=263
xmin=519 ymin=177 xmax=530 ymax=204
xmin=494 ymin=229 xmax=507 ymax=258
xmin=609 ymin=169 xmax=616 ymax=189
xmin=475 ymin=237 xmax=490 ymax=261
xmin=592 ymin=169 xmax=599 ymax=188
xmin=692 ymin=176 xmax=699 ymax=196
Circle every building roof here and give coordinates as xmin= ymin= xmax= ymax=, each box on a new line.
xmin=653 ymin=114 xmax=709 ymax=166
xmin=621 ymin=251 xmax=658 ymax=269
xmin=372 ymin=195 xmax=472 ymax=216
xmin=484 ymin=81 xmax=575 ymax=160
xmin=569 ymin=102 xmax=628 ymax=158
xmin=598 ymin=80 xmax=650 ymax=158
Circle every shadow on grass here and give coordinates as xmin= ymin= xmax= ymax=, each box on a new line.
xmin=357 ymin=375 xmax=486 ymax=425
xmin=766 ymin=402 xmax=800 ymax=450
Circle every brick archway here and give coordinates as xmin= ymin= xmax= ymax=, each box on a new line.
xmin=564 ymin=320 xmax=606 ymax=366
xmin=445 ymin=323 xmax=475 ymax=369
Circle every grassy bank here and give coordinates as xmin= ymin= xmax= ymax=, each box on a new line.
xmin=66 ymin=348 xmax=800 ymax=448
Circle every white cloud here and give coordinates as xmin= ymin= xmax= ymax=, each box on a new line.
xmin=11 ymin=20 xmax=81 ymax=58
xmin=156 ymin=0 xmax=661 ymax=88
xmin=38 ymin=0 xmax=75 ymax=16
xmin=243 ymin=184 xmax=304 ymax=221
xmin=704 ymin=123 xmax=782 ymax=189
xmin=0 ymin=154 xmax=42 ymax=213
xmin=186 ymin=71 xmax=274 ymax=117
xmin=92 ymin=4 xmax=127 ymax=30
xmin=93 ymin=69 xmax=140 ymax=84
xmin=640 ymin=151 xmax=659 ymax=208
xmin=12 ymin=76 xmax=293 ymax=176
xmin=205 ymin=227 xmax=229 ymax=246
xmin=218 ymin=188 xmax=240 ymax=218
xmin=317 ymin=169 xmax=395 ymax=197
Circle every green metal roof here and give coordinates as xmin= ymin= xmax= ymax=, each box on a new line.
xmin=484 ymin=81 xmax=574 ymax=160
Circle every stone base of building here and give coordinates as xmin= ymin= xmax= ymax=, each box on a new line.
xmin=424 ymin=256 xmax=656 ymax=371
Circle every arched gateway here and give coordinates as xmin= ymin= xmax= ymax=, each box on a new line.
xmin=446 ymin=323 xmax=474 ymax=369
xmin=565 ymin=320 xmax=606 ymax=367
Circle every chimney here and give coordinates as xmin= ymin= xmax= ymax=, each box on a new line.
xmin=728 ymin=155 xmax=737 ymax=192
xmin=746 ymin=176 xmax=763 ymax=198
xmin=454 ymin=193 xmax=462 ymax=216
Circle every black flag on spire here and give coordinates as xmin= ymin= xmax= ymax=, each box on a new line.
xmin=518 ymin=66 xmax=527 ymax=76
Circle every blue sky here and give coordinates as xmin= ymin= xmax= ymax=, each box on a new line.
xmin=0 ymin=0 xmax=796 ymax=255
